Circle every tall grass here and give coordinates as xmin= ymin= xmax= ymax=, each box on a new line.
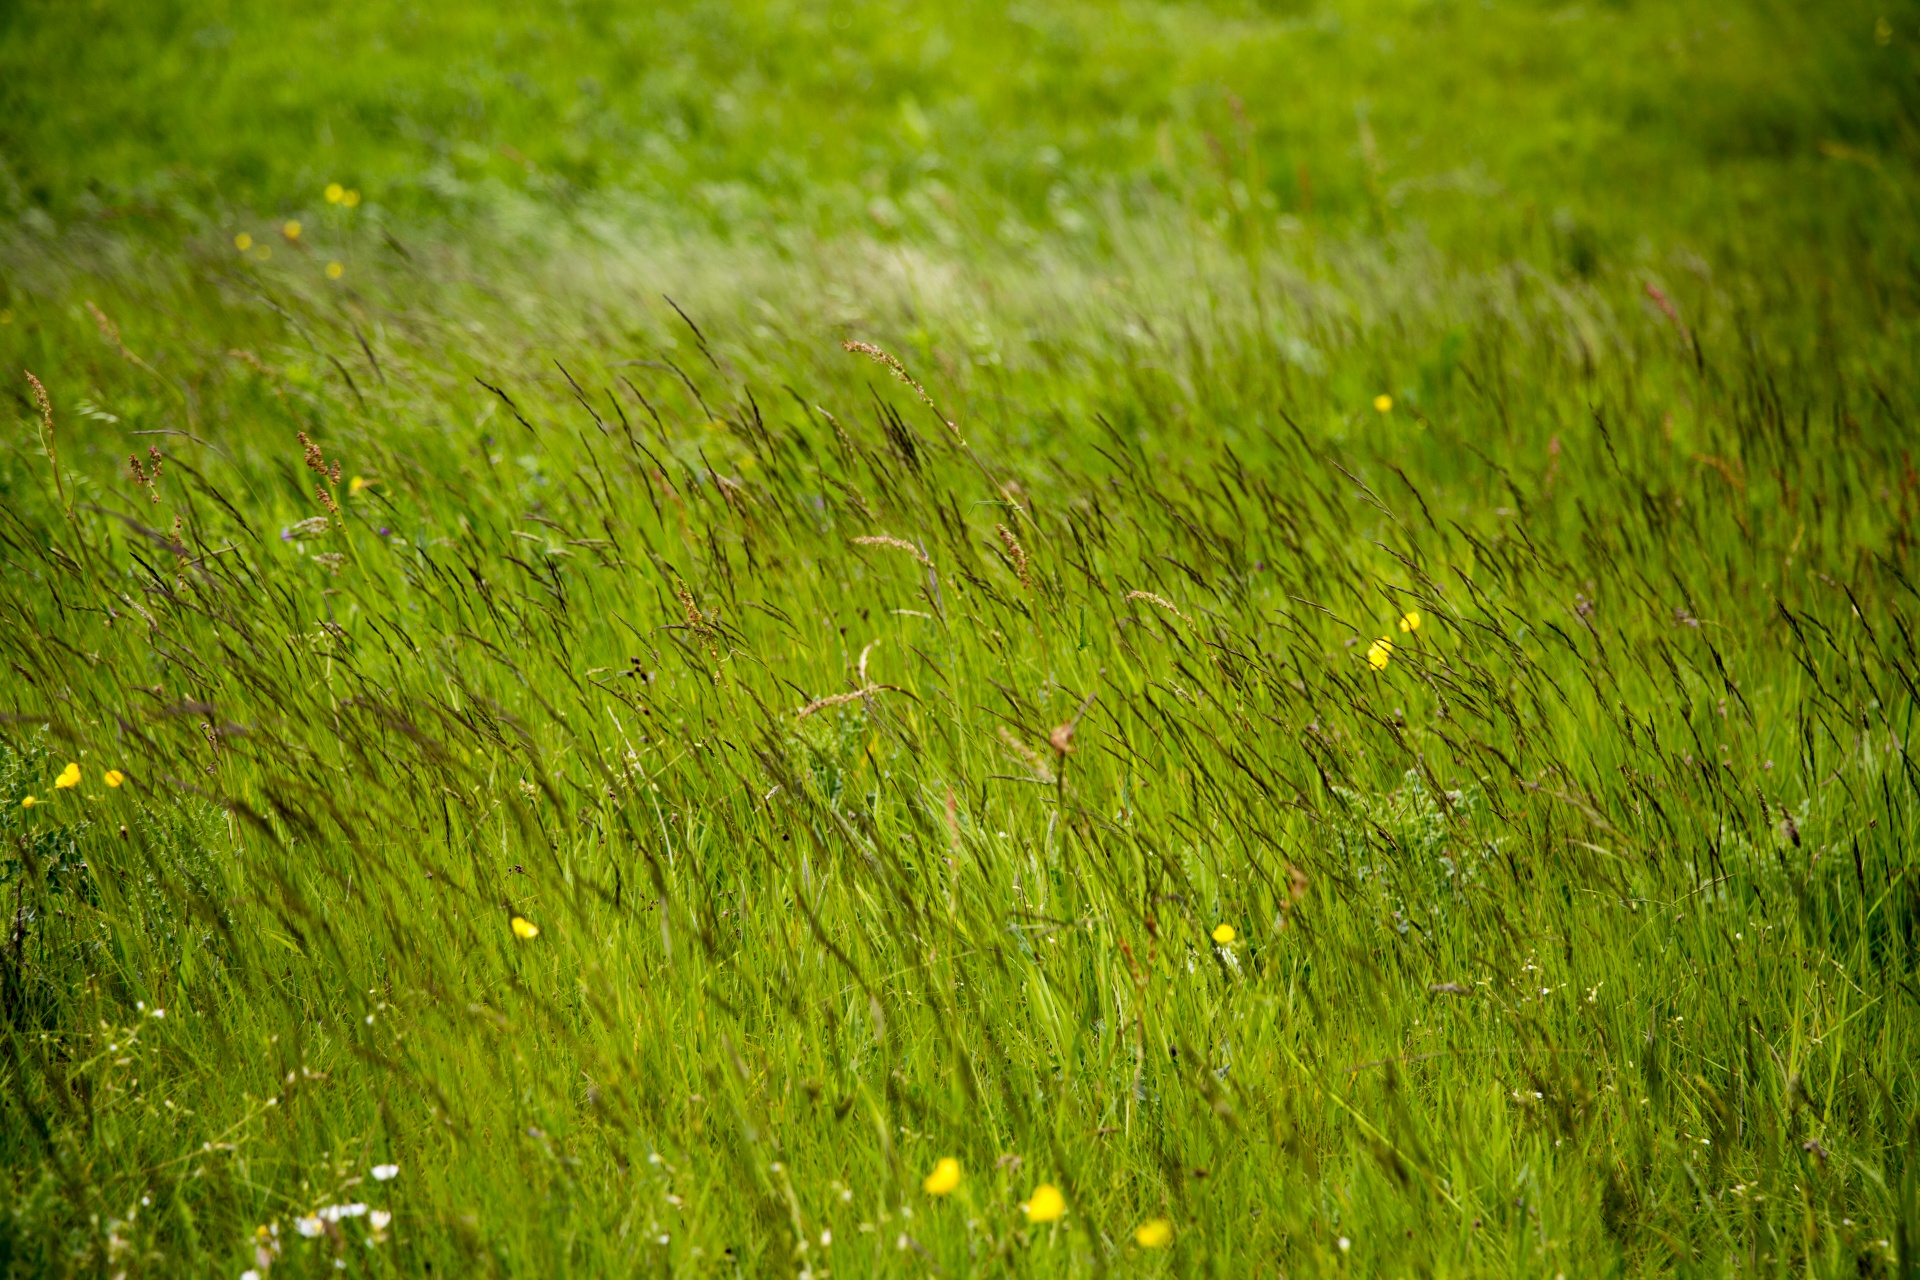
xmin=1 ymin=186 xmax=1916 ymax=1277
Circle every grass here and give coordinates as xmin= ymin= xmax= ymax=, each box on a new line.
xmin=3 ymin=2 xmax=1920 ymax=1277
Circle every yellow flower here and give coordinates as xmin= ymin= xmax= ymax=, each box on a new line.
xmin=342 ymin=189 xmax=361 ymax=208
xmin=511 ymin=916 xmax=540 ymax=940
xmin=1399 ymin=610 xmax=1420 ymax=633
xmin=1373 ymin=394 xmax=1393 ymax=414
xmin=326 ymin=261 xmax=345 ymax=280
xmin=55 ymin=762 xmax=81 ymax=790
xmin=1024 ymin=1184 xmax=1065 ymax=1224
xmin=20 ymin=796 xmax=34 ymax=809
xmin=922 ymin=1157 xmax=961 ymax=1195
xmin=283 ymin=220 xmax=301 ymax=240
xmin=256 ymin=246 xmax=271 ymax=261
xmin=1211 ymin=923 xmax=1235 ymax=944
xmin=325 ymin=183 xmax=345 ymax=204
xmin=234 ymin=233 xmax=253 ymax=251
xmin=1134 ymin=1218 xmax=1173 ymax=1248
xmin=104 ymin=770 xmax=124 ymax=788
xmin=1367 ymin=638 xmax=1393 ymax=670
xmin=349 ymin=476 xmax=372 ymax=495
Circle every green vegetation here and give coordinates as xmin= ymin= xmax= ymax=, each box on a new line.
xmin=3 ymin=1 xmax=1919 ymax=1276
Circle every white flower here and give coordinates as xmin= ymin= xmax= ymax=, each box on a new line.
xmin=371 ymin=1164 xmax=399 ymax=1181
xmin=295 ymin=1217 xmax=325 ymax=1238
xmin=241 ymin=1271 xmax=262 ymax=1280
xmin=318 ymin=1203 xmax=367 ymax=1222
xmin=1338 ymin=1237 xmax=1351 ymax=1252
xmin=370 ymin=1209 xmax=392 ymax=1230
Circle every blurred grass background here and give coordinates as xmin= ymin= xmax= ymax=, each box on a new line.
xmin=4 ymin=2 xmax=1920 ymax=1278
xmin=6 ymin=0 xmax=1917 ymax=260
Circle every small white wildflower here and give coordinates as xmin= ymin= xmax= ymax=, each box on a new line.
xmin=241 ymin=1271 xmax=262 ymax=1280
xmin=371 ymin=1164 xmax=399 ymax=1181
xmin=370 ymin=1210 xmax=391 ymax=1230
xmin=1337 ymin=1237 xmax=1351 ymax=1252
xmin=295 ymin=1217 xmax=324 ymax=1238
xmin=820 ymin=1228 xmax=832 ymax=1246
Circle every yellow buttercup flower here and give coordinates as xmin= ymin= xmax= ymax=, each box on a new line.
xmin=234 ymin=233 xmax=253 ymax=252
xmin=1024 ymin=1184 xmax=1065 ymax=1224
xmin=1367 ymin=638 xmax=1393 ymax=670
xmin=326 ymin=261 xmax=345 ymax=280
xmin=283 ymin=220 xmax=302 ymax=240
xmin=348 ymin=476 xmax=372 ymax=494
xmin=21 ymin=796 xmax=35 ymax=809
xmin=342 ymin=189 xmax=361 ymax=208
xmin=1399 ymin=610 xmax=1421 ymax=633
xmin=511 ymin=916 xmax=540 ymax=940
xmin=1134 ymin=1218 xmax=1173 ymax=1248
xmin=1211 ymin=923 xmax=1235 ymax=944
xmin=922 ymin=1157 xmax=961 ymax=1195
xmin=325 ymin=183 xmax=345 ymax=204
xmin=55 ymin=762 xmax=81 ymax=790
xmin=1373 ymin=394 xmax=1393 ymax=414
xmin=104 ymin=770 xmax=124 ymax=788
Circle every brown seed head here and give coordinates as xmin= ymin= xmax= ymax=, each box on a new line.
xmin=996 ymin=524 xmax=1032 ymax=590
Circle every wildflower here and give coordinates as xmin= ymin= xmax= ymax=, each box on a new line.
xmin=234 ymin=233 xmax=253 ymax=252
xmin=325 ymin=183 xmax=344 ymax=204
xmin=318 ymin=1204 xmax=367 ymax=1222
xmin=326 ymin=261 xmax=344 ymax=280
xmin=1211 ymin=923 xmax=1235 ymax=945
xmin=369 ymin=1209 xmax=391 ymax=1230
xmin=1134 ymin=1218 xmax=1173 ymax=1248
xmin=511 ymin=916 xmax=540 ymax=940
xmin=21 ymin=796 xmax=35 ymax=809
xmin=1366 ymin=638 xmax=1393 ymax=670
xmin=1399 ymin=611 xmax=1420 ymax=633
xmin=342 ymin=190 xmax=361 ymax=207
xmin=242 ymin=1271 xmax=262 ymax=1280
xmin=283 ymin=221 xmax=301 ymax=240
xmin=294 ymin=1217 xmax=324 ymax=1238
xmin=348 ymin=476 xmax=372 ymax=494
xmin=105 ymin=770 xmax=124 ymax=787
xmin=1024 ymin=1184 xmax=1065 ymax=1224
xmin=1374 ymin=394 xmax=1393 ymax=414
xmin=922 ymin=1157 xmax=962 ymax=1195
xmin=371 ymin=1164 xmax=399 ymax=1181
xmin=55 ymin=762 xmax=81 ymax=789
xmin=1337 ymin=1235 xmax=1351 ymax=1252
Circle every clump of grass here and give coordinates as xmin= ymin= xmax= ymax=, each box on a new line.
xmin=1 ymin=4 xmax=1918 ymax=1272
xmin=0 ymin=199 xmax=1914 ymax=1274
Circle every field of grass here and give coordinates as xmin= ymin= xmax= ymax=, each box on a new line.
xmin=4 ymin=1 xmax=1920 ymax=1276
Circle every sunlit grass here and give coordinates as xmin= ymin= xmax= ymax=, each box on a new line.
xmin=3 ymin=2 xmax=1919 ymax=1276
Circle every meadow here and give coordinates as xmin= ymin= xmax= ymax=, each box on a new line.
xmin=2 ymin=1 xmax=1919 ymax=1275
